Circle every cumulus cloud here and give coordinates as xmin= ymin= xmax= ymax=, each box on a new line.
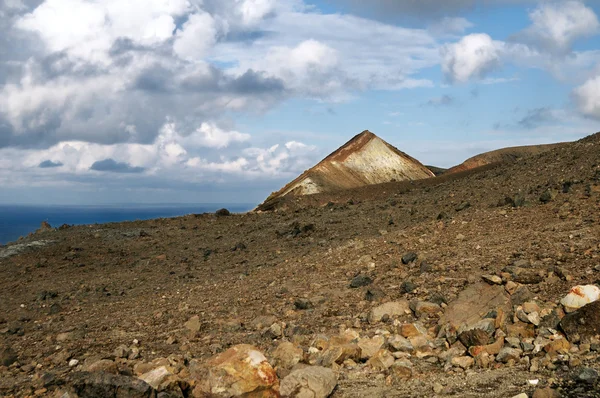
xmin=39 ymin=160 xmax=63 ymax=168
xmin=573 ymin=75 xmax=600 ymax=119
xmin=90 ymin=159 xmax=145 ymax=173
xmin=173 ymin=12 xmax=219 ymax=61
xmin=441 ymin=33 xmax=503 ymax=83
xmin=512 ymin=1 xmax=599 ymax=55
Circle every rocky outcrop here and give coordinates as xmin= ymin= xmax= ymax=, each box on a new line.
xmin=257 ymin=131 xmax=434 ymax=210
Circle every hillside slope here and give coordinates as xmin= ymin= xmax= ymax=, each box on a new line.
xmin=1 ymin=132 xmax=600 ymax=397
xmin=259 ymin=130 xmax=434 ymax=210
xmin=445 ymin=143 xmax=565 ymax=175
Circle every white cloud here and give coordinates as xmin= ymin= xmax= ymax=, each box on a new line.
xmin=16 ymin=0 xmax=192 ymax=64
xmin=573 ymin=75 xmax=600 ymax=119
xmin=429 ymin=17 xmax=473 ymax=36
xmin=514 ymin=1 xmax=599 ymax=54
xmin=441 ymin=33 xmax=503 ymax=83
xmin=190 ymin=123 xmax=251 ymax=148
xmin=236 ymin=0 xmax=277 ymax=27
xmin=173 ymin=12 xmax=220 ymax=61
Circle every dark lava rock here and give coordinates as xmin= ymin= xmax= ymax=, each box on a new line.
xmin=575 ymin=367 xmax=599 ymax=385
xmin=540 ymin=190 xmax=554 ymax=203
xmin=401 ymin=252 xmax=418 ymax=265
xmin=350 ymin=275 xmax=372 ymax=288
xmin=455 ymin=201 xmax=470 ymax=212
xmin=459 ymin=329 xmax=491 ymax=348
xmin=512 ymin=269 xmax=544 ymax=285
xmin=419 ymin=261 xmax=432 ymax=274
xmin=511 ymin=286 xmax=534 ymax=306
xmin=215 ymin=208 xmax=231 ymax=216
xmin=294 ymin=298 xmax=314 ymax=310
xmin=562 ymin=181 xmax=573 ymax=193
xmin=232 ymin=242 xmax=246 ymax=251
xmin=400 ymin=281 xmax=417 ymax=294
xmin=560 ymin=300 xmax=600 ymax=341
xmin=71 ymin=372 xmax=156 ymax=398
xmin=0 ymin=346 xmax=17 ymax=366
xmin=365 ymin=287 xmax=386 ymax=302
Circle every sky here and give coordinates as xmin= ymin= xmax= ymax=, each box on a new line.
xmin=1 ymin=0 xmax=600 ymax=205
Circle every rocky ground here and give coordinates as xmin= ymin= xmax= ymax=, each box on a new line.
xmin=1 ymin=133 xmax=600 ymax=397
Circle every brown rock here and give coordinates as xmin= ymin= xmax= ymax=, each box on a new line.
xmin=400 ymin=323 xmax=427 ymax=339
xmin=357 ymin=335 xmax=385 ymax=360
xmin=390 ymin=360 xmax=412 ymax=380
xmin=84 ymin=359 xmax=118 ymax=374
xmin=459 ymin=329 xmax=491 ymax=348
xmin=279 ymin=366 xmax=337 ymax=398
xmin=192 ymin=344 xmax=278 ymax=397
xmin=451 ymin=356 xmax=474 ymax=369
xmin=544 ymin=338 xmax=570 ymax=353
xmin=0 ymin=346 xmax=17 ymax=367
xmin=559 ymin=300 xmax=600 ymax=341
xmin=413 ymin=301 xmax=441 ymax=317
xmin=469 ymin=337 xmax=504 ymax=356
xmin=368 ymin=301 xmax=410 ymax=324
xmin=512 ymin=269 xmax=544 ymax=285
xmin=506 ymin=322 xmax=535 ymax=338
xmin=273 ymin=342 xmax=304 ymax=370
xmin=439 ymin=282 xmax=511 ymax=331
xmin=184 ymin=316 xmax=201 ymax=336
xmin=532 ymin=387 xmax=561 ymax=398
xmin=367 ymin=349 xmax=395 ymax=371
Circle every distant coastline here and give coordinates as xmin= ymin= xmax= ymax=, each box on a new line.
xmin=0 ymin=203 xmax=254 ymax=245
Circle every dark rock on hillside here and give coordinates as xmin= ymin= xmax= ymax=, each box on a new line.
xmin=350 ymin=274 xmax=372 ymax=288
xmin=71 ymin=372 xmax=156 ymax=398
xmin=560 ymin=300 xmax=600 ymax=341
xmin=215 ymin=208 xmax=231 ymax=216
xmin=401 ymin=252 xmax=417 ymax=264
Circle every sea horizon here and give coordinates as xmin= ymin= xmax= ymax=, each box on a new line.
xmin=0 ymin=203 xmax=255 ymax=245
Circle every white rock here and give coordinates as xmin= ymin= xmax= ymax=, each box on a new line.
xmin=560 ymin=285 xmax=600 ymax=313
xmin=68 ymin=359 xmax=79 ymax=367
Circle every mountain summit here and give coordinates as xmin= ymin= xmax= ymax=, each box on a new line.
xmin=259 ymin=130 xmax=434 ymax=207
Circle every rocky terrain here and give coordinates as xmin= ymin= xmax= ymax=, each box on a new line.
xmin=1 ymin=132 xmax=600 ymax=397
xmin=444 ymin=143 xmax=565 ymax=175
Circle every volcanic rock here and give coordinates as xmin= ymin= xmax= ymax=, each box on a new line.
xmin=560 ymin=300 xmax=600 ymax=341
xmin=71 ymin=371 xmax=156 ymax=398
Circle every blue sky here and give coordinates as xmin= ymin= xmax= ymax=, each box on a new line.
xmin=0 ymin=0 xmax=599 ymax=205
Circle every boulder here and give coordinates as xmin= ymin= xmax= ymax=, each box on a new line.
xmin=357 ymin=336 xmax=385 ymax=360
xmin=368 ymin=301 xmax=409 ymax=324
xmin=560 ymin=285 xmax=600 ymax=313
xmin=71 ymin=372 xmax=156 ymax=398
xmin=0 ymin=346 xmax=17 ymax=367
xmin=560 ymin=300 xmax=600 ymax=341
xmin=272 ymin=342 xmax=304 ymax=370
xmin=280 ymin=366 xmax=337 ymax=398
xmin=84 ymin=359 xmax=118 ymax=374
xmin=367 ymin=349 xmax=395 ymax=371
xmin=439 ymin=282 xmax=510 ymax=331
xmin=192 ymin=344 xmax=278 ymax=397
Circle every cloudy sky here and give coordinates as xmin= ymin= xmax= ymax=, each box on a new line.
xmin=1 ymin=0 xmax=599 ymax=205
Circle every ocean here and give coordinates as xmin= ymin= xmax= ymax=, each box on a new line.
xmin=0 ymin=204 xmax=254 ymax=245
